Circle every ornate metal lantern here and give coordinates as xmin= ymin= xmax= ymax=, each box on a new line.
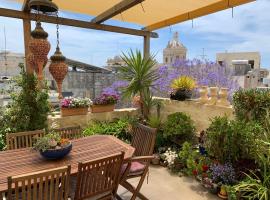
xmin=49 ymin=18 xmax=68 ymax=100
xmin=49 ymin=47 xmax=68 ymax=99
xmin=28 ymin=0 xmax=58 ymax=13
xmin=28 ymin=21 xmax=50 ymax=83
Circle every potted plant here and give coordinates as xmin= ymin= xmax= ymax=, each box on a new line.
xmin=91 ymin=92 xmax=119 ymax=113
xmin=209 ymin=163 xmax=236 ymax=199
xmin=33 ymin=133 xmax=72 ymax=160
xmin=61 ymin=97 xmax=91 ymax=117
xmin=170 ymin=76 xmax=196 ymax=101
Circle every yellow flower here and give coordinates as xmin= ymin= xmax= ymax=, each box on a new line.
xmin=171 ymin=76 xmax=196 ymax=90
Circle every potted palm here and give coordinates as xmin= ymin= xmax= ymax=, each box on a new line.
xmin=90 ymin=92 xmax=119 ymax=113
xmin=61 ymin=97 xmax=91 ymax=117
xmin=170 ymin=76 xmax=196 ymax=101
xmin=33 ymin=133 xmax=72 ymax=160
xmin=118 ymin=50 xmax=159 ymax=119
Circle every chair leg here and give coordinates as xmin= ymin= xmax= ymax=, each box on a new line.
xmin=122 ymin=169 xmax=148 ymax=200
xmin=130 ymin=171 xmax=148 ymax=200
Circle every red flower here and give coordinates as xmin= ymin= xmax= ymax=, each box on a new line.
xmin=202 ymin=165 xmax=209 ymax=172
xmin=192 ymin=169 xmax=198 ymax=176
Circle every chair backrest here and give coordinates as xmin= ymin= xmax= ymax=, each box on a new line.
xmin=53 ymin=126 xmax=82 ymax=140
xmin=74 ymin=152 xmax=124 ymax=200
xmin=131 ymin=123 xmax=157 ymax=157
xmin=7 ymin=165 xmax=71 ymax=200
xmin=6 ymin=130 xmax=45 ymax=150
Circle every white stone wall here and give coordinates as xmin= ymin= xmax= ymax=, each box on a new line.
xmin=48 ymin=98 xmax=234 ymax=133
xmin=151 ymin=98 xmax=234 ymax=132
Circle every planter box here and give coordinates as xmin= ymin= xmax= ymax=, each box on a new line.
xmin=61 ymin=107 xmax=89 ymax=117
xmin=91 ymin=104 xmax=115 ymax=113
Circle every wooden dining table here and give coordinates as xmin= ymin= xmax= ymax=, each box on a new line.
xmin=0 ymin=135 xmax=135 ymax=193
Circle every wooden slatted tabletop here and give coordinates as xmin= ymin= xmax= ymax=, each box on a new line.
xmin=0 ymin=135 xmax=135 ymax=193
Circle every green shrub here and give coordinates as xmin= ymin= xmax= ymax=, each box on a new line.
xmin=205 ymin=116 xmax=264 ymax=164
xmin=178 ymin=141 xmax=193 ymax=167
xmin=0 ymin=64 xmax=50 ymax=150
xmin=233 ymin=89 xmax=270 ymax=123
xmin=163 ymin=112 xmax=196 ymax=145
xmin=83 ymin=118 xmax=132 ymax=142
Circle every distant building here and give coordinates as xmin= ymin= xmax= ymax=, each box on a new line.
xmin=163 ymin=32 xmax=187 ymax=65
xmin=244 ymin=68 xmax=269 ymax=89
xmin=0 ymin=51 xmax=116 ymax=100
xmin=106 ymin=56 xmax=125 ymax=72
xmin=216 ymin=52 xmax=261 ymax=70
xmin=0 ymin=51 xmax=24 ymax=78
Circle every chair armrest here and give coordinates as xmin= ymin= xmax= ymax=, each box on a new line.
xmin=130 ymin=156 xmax=154 ymax=162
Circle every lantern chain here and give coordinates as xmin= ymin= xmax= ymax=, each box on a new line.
xmin=56 ymin=11 xmax=60 ymax=48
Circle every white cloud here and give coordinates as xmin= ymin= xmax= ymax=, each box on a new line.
xmin=173 ymin=0 xmax=270 ymax=67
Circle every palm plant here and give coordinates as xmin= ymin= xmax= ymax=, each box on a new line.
xmin=119 ymin=50 xmax=159 ymax=119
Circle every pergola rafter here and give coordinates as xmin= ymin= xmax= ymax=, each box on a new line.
xmin=91 ymin=0 xmax=145 ymax=24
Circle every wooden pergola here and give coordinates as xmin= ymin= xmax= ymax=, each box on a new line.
xmin=0 ymin=0 xmax=254 ymax=74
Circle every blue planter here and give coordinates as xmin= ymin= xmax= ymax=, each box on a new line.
xmin=40 ymin=143 xmax=72 ymax=160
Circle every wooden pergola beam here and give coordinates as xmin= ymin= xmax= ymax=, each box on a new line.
xmin=91 ymin=0 xmax=144 ymax=24
xmin=0 ymin=8 xmax=158 ymax=38
xmin=22 ymin=0 xmax=30 ymax=12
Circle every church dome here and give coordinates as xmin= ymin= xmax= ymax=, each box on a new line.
xmin=166 ymin=32 xmax=187 ymax=50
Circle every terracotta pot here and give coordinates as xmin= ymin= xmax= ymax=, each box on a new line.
xmin=61 ymin=107 xmax=88 ymax=117
xmin=152 ymin=154 xmax=160 ymax=165
xmin=91 ymin=104 xmax=115 ymax=113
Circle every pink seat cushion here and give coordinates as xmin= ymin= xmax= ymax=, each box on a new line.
xmin=121 ymin=161 xmax=146 ymax=176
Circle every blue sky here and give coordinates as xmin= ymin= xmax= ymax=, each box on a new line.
xmin=0 ymin=0 xmax=269 ymax=68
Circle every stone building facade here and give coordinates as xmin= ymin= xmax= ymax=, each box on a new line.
xmin=163 ymin=32 xmax=187 ymax=65
xmin=216 ymin=52 xmax=261 ymax=70
xmin=0 ymin=51 xmax=117 ymax=101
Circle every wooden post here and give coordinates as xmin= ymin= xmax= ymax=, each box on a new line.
xmin=23 ymin=19 xmax=32 ymax=74
xmin=143 ymin=35 xmax=150 ymax=59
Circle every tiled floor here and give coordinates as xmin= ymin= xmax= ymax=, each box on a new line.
xmin=117 ymin=166 xmax=219 ymax=200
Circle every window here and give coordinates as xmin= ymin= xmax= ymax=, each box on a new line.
xmin=165 ymin=57 xmax=168 ymax=63
xmin=218 ymin=61 xmax=223 ymax=66
xmin=248 ymin=60 xmax=255 ymax=69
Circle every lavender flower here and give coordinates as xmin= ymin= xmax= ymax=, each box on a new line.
xmin=209 ymin=163 xmax=236 ymax=185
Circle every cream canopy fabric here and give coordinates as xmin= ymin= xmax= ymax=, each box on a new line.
xmin=15 ymin=0 xmax=254 ymax=31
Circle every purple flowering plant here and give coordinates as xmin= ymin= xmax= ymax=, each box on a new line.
xmin=92 ymin=91 xmax=120 ymax=105
xmin=61 ymin=97 xmax=91 ymax=108
xmin=209 ymin=163 xmax=236 ymax=185
xmin=154 ymin=59 xmax=240 ymax=100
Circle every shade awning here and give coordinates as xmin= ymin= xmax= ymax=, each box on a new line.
xmin=14 ymin=0 xmax=254 ymax=31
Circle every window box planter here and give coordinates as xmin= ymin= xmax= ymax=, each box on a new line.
xmin=61 ymin=107 xmax=89 ymax=117
xmin=90 ymin=104 xmax=115 ymax=113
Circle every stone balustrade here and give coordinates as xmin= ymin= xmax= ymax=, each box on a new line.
xmin=48 ymin=89 xmax=233 ymax=133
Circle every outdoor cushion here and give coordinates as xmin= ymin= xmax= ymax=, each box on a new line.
xmin=121 ymin=161 xmax=146 ymax=176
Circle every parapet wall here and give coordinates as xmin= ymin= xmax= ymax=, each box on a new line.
xmin=151 ymin=98 xmax=234 ymax=132
xmin=48 ymin=108 xmax=139 ymax=129
xmin=48 ymin=98 xmax=234 ymax=133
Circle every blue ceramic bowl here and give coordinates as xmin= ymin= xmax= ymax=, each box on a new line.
xmin=40 ymin=143 xmax=72 ymax=160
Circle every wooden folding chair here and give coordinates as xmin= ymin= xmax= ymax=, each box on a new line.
xmin=118 ymin=123 xmax=157 ymax=200
xmin=73 ymin=152 xmax=125 ymax=200
xmin=6 ymin=130 xmax=45 ymax=150
xmin=53 ymin=126 xmax=83 ymax=140
xmin=7 ymin=165 xmax=71 ymax=200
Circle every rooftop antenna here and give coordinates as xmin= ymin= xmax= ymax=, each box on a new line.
xmin=4 ymin=26 xmax=8 ymax=78
xmin=199 ymin=48 xmax=207 ymax=60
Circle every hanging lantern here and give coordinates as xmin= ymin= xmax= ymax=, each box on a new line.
xmin=28 ymin=0 xmax=58 ymax=13
xmin=49 ymin=47 xmax=68 ymax=99
xmin=28 ymin=21 xmax=51 ymax=83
